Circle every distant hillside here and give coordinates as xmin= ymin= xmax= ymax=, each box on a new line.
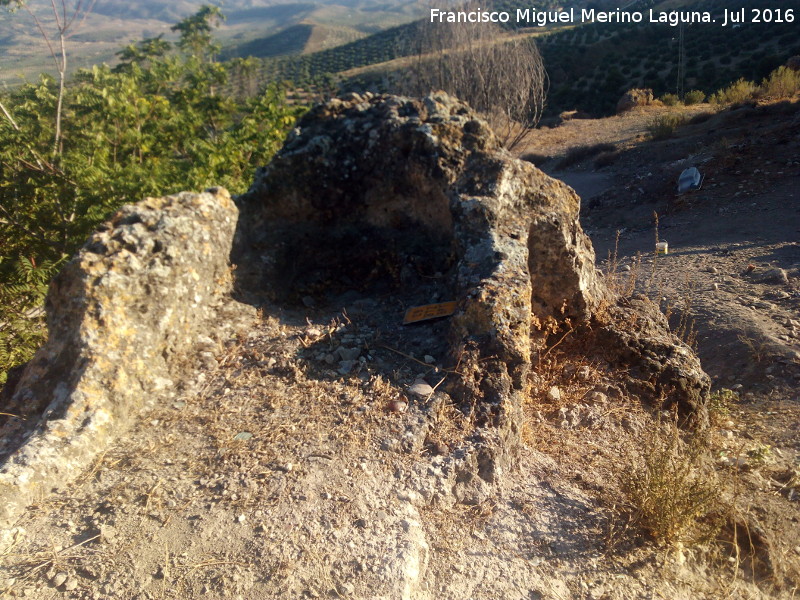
xmin=244 ymin=0 xmax=800 ymax=117
xmin=4 ymin=0 xmax=800 ymax=117
xmin=225 ymin=22 xmax=367 ymax=59
xmin=0 ymin=0 xmax=415 ymax=85
xmin=541 ymin=0 xmax=800 ymax=115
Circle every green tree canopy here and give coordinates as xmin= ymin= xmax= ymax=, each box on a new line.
xmin=0 ymin=5 xmax=304 ymax=383
xmin=170 ymin=4 xmax=225 ymax=59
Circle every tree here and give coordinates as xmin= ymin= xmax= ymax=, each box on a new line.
xmin=0 ymin=7 xmax=304 ymax=383
xmin=402 ymin=1 xmax=548 ymax=150
xmin=114 ymin=35 xmax=173 ymax=72
xmin=0 ymin=0 xmax=97 ymax=156
xmin=170 ymin=4 xmax=225 ymax=60
xmin=229 ymin=56 xmax=261 ymax=99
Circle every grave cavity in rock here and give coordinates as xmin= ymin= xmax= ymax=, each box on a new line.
xmin=256 ymin=170 xmax=457 ymax=311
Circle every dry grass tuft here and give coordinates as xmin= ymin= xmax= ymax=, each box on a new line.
xmin=707 ymin=388 xmax=737 ymax=426
xmin=622 ymin=412 xmax=721 ymax=545
xmin=520 ymin=152 xmax=551 ymax=166
xmin=555 ymin=142 xmax=616 ymax=170
xmin=647 ymin=113 xmax=687 ymax=141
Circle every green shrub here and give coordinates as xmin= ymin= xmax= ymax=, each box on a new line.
xmin=647 ymin=113 xmax=686 ymax=140
xmin=684 ymin=89 xmax=706 ymax=105
xmin=660 ymin=93 xmax=681 ymax=106
xmin=0 ymin=10 xmax=304 ymax=383
xmin=759 ymin=66 xmax=800 ymax=99
xmin=708 ymin=388 xmax=737 ymax=425
xmin=709 ymin=78 xmax=757 ymax=105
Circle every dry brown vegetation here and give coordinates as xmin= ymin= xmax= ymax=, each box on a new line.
xmin=401 ymin=0 xmax=547 ymax=150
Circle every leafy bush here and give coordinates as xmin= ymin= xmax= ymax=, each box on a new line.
xmin=660 ymin=93 xmax=681 ymax=106
xmin=0 ymin=257 xmax=63 ymax=385
xmin=759 ymin=66 xmax=800 ymax=99
xmin=647 ymin=114 xmax=686 ymax=140
xmin=709 ymin=78 xmax=757 ymax=105
xmin=0 ymin=9 xmax=304 ymax=384
xmin=708 ymin=388 xmax=737 ymax=425
xmin=684 ymin=89 xmax=706 ymax=105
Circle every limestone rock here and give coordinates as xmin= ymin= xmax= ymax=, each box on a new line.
xmin=753 ymin=267 xmax=789 ymax=285
xmin=236 ymin=92 xmax=610 ymax=476
xmin=616 ymin=88 xmax=654 ymax=113
xmin=237 ymin=92 xmax=708 ymax=476
xmin=0 ymin=93 xmax=711 ymax=526
xmin=0 ymin=188 xmax=249 ymax=529
xmin=593 ymin=297 xmax=711 ymax=422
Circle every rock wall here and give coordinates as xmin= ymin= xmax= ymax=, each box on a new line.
xmin=0 ymin=188 xmax=247 ymax=529
xmin=616 ymin=88 xmax=654 ymax=113
xmin=1 ymin=92 xmax=711 ymax=529
xmin=237 ymin=92 xmax=709 ymax=479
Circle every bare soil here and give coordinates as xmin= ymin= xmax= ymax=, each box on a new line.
xmin=2 ymin=99 xmax=799 ymax=599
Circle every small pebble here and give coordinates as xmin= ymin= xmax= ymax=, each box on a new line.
xmin=547 ymin=386 xmax=561 ymax=402
xmin=337 ymin=582 xmax=356 ymax=596
xmin=388 ymin=398 xmax=408 ymax=413
xmin=408 ymin=381 xmax=434 ymax=398
xmin=52 ymin=573 xmax=68 ymax=588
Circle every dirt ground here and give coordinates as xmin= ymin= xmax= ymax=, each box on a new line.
xmin=1 ymin=100 xmax=799 ymax=599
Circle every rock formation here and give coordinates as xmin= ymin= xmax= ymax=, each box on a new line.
xmin=0 ymin=92 xmax=710 ymax=530
xmin=237 ymin=92 xmax=710 ymax=476
xmin=616 ymin=88 xmax=654 ymax=113
xmin=0 ymin=189 xmax=253 ymax=529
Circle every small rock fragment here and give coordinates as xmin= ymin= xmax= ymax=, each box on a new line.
xmin=338 ymin=360 xmax=356 ymax=375
xmin=337 ymin=582 xmax=356 ymax=596
xmin=755 ymin=267 xmax=788 ymax=285
xmin=547 ymin=386 xmax=561 ymax=402
xmin=337 ymin=347 xmax=361 ymax=361
xmin=388 ymin=398 xmax=408 ymax=413
xmin=586 ymin=391 xmax=608 ymax=403
xmin=408 ymin=381 xmax=434 ymax=398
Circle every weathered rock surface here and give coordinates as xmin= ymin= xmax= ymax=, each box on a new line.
xmin=616 ymin=88 xmax=654 ymax=113
xmin=237 ymin=92 xmax=708 ymax=478
xmin=593 ymin=297 xmax=710 ymax=422
xmin=0 ymin=188 xmax=251 ymax=529
xmin=1 ymin=92 xmax=710 ymax=532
